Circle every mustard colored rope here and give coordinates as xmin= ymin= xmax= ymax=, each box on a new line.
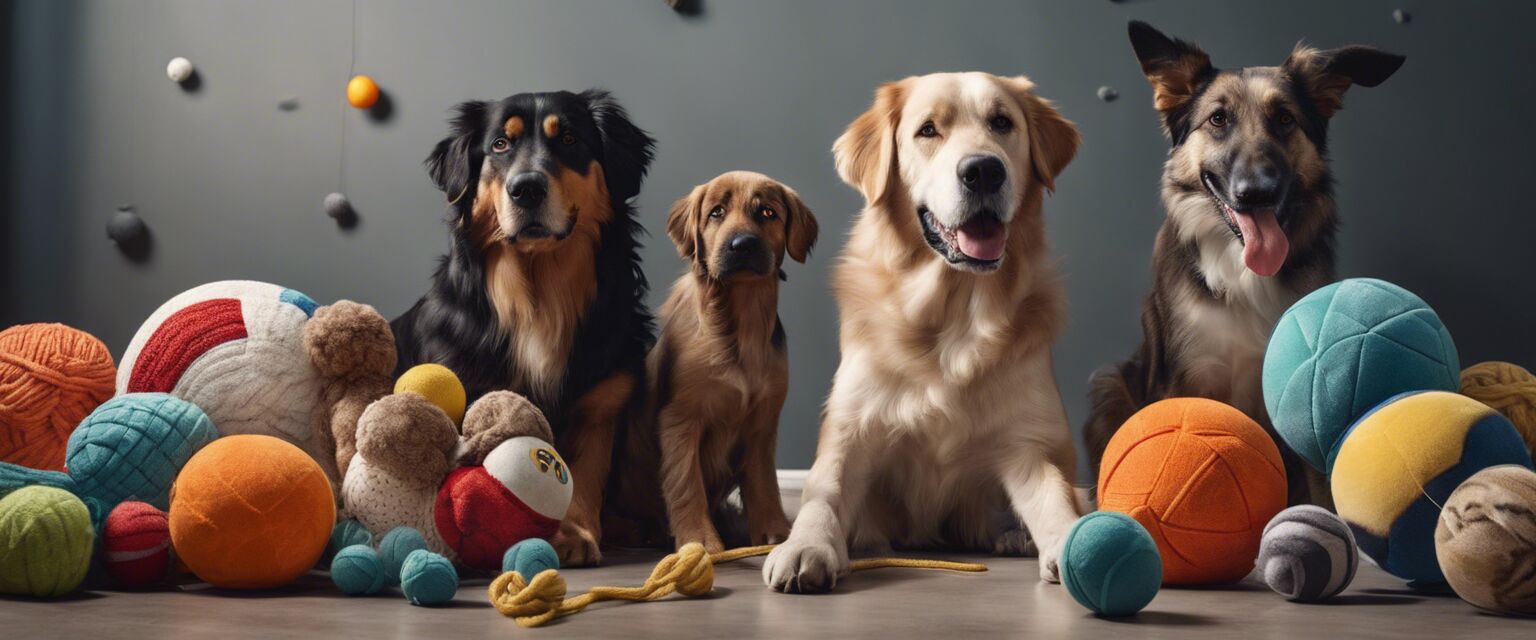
xmin=488 ymin=542 xmax=987 ymax=628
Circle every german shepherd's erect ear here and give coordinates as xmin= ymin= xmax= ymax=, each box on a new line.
xmin=1283 ymin=45 xmax=1406 ymax=118
xmin=780 ymin=184 xmax=819 ymax=263
xmin=666 ymin=183 xmax=708 ymax=265
xmin=833 ymin=78 xmax=911 ymax=205
xmin=579 ymin=89 xmax=657 ymax=204
xmin=1128 ymin=21 xmax=1214 ymax=115
xmin=425 ymin=100 xmax=490 ymax=215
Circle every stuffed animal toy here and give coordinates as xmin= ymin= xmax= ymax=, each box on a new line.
xmin=339 ymin=380 xmax=571 ymax=572
xmin=0 ymin=323 xmax=116 ymax=471
xmin=1435 ymin=464 xmax=1536 ymax=615
xmin=117 ymin=281 xmax=395 ymax=485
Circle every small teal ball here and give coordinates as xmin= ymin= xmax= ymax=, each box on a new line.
xmin=502 ymin=538 xmax=560 ymax=577
xmin=400 ymin=549 xmax=458 ymax=606
xmin=327 ymin=519 xmax=373 ymax=560
xmin=1061 ymin=511 xmax=1162 ymax=617
xmin=378 ymin=526 xmax=429 ymax=584
xmin=330 ymin=544 xmax=385 ymax=595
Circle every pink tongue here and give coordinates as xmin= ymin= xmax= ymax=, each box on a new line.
xmin=955 ymin=217 xmax=1006 ymax=261
xmin=1232 ymin=208 xmax=1289 ymax=277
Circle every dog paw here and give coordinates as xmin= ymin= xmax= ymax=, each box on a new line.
xmin=1038 ymin=543 xmax=1062 ymax=583
xmin=993 ymin=528 xmax=1037 ymax=557
xmin=762 ymin=537 xmax=847 ymax=594
xmin=553 ymin=521 xmax=603 ymax=567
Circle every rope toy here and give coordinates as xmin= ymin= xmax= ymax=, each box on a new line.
xmin=488 ymin=543 xmax=986 ymax=628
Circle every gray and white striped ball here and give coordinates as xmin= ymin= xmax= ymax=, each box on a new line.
xmin=1258 ymin=505 xmax=1358 ymax=601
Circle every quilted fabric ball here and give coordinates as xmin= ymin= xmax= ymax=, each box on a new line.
xmin=0 ymin=323 xmax=116 ymax=471
xmin=1263 ymin=278 xmax=1460 ymax=472
xmin=0 ymin=485 xmax=95 ymax=597
xmin=434 ymin=436 xmax=571 ymax=571
xmin=1258 ymin=505 xmax=1358 ymax=601
xmin=117 ymin=280 xmax=338 ymax=480
xmin=65 ymin=392 xmax=217 ymax=510
xmin=1098 ymin=398 xmax=1287 ymax=585
xmin=1435 ymin=465 xmax=1536 ymax=615
xmin=1460 ymin=361 xmax=1536 ymax=457
xmin=1060 ymin=511 xmax=1162 ymax=617
xmin=1333 ymin=391 xmax=1534 ymax=587
xmin=169 ymin=434 xmax=335 ymax=589
xmin=102 ymin=500 xmax=173 ymax=588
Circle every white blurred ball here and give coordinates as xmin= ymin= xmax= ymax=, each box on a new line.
xmin=166 ymin=57 xmax=194 ymax=83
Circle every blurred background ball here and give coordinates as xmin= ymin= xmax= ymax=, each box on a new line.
xmin=1060 ymin=511 xmax=1161 ymax=617
xmin=347 ymin=75 xmax=380 ymax=109
xmin=1435 ymin=465 xmax=1536 ymax=615
xmin=1257 ymin=505 xmax=1357 ymax=601
xmin=165 ymin=57 xmax=193 ymax=83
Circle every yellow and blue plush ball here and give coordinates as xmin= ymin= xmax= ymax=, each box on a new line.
xmin=1332 ymin=391 xmax=1534 ymax=587
xmin=1264 ymin=278 xmax=1460 ymax=472
xmin=1060 ymin=511 xmax=1162 ymax=617
xmin=65 ymin=392 xmax=218 ymax=510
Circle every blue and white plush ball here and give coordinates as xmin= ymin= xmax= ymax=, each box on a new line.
xmin=1257 ymin=505 xmax=1358 ymax=601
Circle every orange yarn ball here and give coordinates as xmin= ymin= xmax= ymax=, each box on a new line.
xmin=169 ymin=435 xmax=335 ymax=588
xmin=0 ymin=323 xmax=116 ymax=470
xmin=346 ymin=75 xmax=379 ymax=109
xmin=1097 ymin=398 xmax=1287 ymax=585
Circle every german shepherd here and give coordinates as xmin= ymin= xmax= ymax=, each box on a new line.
xmin=1082 ymin=22 xmax=1404 ymax=505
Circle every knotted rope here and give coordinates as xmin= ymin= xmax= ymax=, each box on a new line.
xmin=488 ymin=542 xmax=986 ymax=628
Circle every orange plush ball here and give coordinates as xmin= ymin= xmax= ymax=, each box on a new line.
xmin=169 ymin=435 xmax=335 ymax=588
xmin=1097 ymin=398 xmax=1287 ymax=585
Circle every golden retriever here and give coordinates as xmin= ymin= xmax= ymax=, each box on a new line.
xmin=763 ymin=72 xmax=1082 ymax=592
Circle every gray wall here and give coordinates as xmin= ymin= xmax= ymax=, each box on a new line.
xmin=7 ymin=0 xmax=1535 ymax=481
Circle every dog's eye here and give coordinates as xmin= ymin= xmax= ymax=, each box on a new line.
xmin=917 ymin=121 xmax=939 ymax=138
xmin=1276 ymin=112 xmax=1295 ymax=128
xmin=561 ymin=132 xmax=577 ymax=145
xmin=491 ymin=137 xmax=510 ymax=153
xmin=760 ymin=207 xmax=777 ymax=220
xmin=989 ymin=115 xmax=1014 ymax=133
xmin=1208 ymin=111 xmax=1229 ymax=128
xmin=708 ymin=206 xmax=724 ymax=219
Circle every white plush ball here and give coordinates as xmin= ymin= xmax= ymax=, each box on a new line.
xmin=484 ymin=436 xmax=573 ymax=522
xmin=166 ymin=57 xmax=194 ymax=83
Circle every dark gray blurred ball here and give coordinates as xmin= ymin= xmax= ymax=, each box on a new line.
xmin=1097 ymin=86 xmax=1119 ymax=102
xmin=324 ymin=192 xmax=353 ymax=221
xmin=107 ymin=209 xmax=147 ymax=244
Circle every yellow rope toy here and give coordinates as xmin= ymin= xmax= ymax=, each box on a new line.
xmin=488 ymin=543 xmax=987 ymax=628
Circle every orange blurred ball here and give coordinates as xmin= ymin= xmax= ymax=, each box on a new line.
xmin=346 ymin=75 xmax=379 ymax=109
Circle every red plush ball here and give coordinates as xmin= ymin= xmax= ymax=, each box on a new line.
xmin=434 ymin=436 xmax=571 ymax=570
xmin=102 ymin=501 xmax=172 ymax=587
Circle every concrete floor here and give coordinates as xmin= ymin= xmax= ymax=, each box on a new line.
xmin=2 ymin=549 xmax=1532 ymax=639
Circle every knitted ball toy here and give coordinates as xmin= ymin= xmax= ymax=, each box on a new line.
xmin=102 ymin=500 xmax=172 ymax=588
xmin=169 ymin=434 xmax=336 ymax=588
xmin=0 ymin=323 xmax=116 ymax=471
xmin=65 ymin=392 xmax=218 ymax=510
xmin=1098 ymin=397 xmax=1287 ymax=585
xmin=0 ymin=485 xmax=94 ymax=597
xmin=1257 ymin=505 xmax=1358 ymax=601
xmin=1332 ymin=391 xmax=1534 ymax=587
xmin=395 ymin=364 xmax=467 ymax=425
xmin=503 ymin=537 xmax=560 ymax=577
xmin=327 ymin=519 xmax=373 ymax=560
xmin=331 ymin=544 xmax=387 ymax=595
xmin=1060 ymin=511 xmax=1161 ymax=617
xmin=436 ymin=435 xmax=572 ymax=570
xmin=1264 ymin=278 xmax=1459 ymax=472
xmin=400 ymin=549 xmax=458 ymax=606
xmin=1435 ymin=465 xmax=1536 ymax=615
xmin=379 ymin=526 xmax=430 ymax=583
xmin=1460 ymin=361 xmax=1536 ymax=457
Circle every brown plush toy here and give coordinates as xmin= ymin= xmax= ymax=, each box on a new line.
xmin=302 ymin=300 xmax=398 ymax=478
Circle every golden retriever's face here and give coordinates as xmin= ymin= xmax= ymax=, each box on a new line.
xmin=667 ymin=171 xmax=818 ymax=282
xmin=834 ymin=73 xmax=1079 ymax=273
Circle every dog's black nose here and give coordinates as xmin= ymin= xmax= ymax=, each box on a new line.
xmin=508 ymin=172 xmax=548 ymax=209
xmin=728 ymin=234 xmax=763 ymax=254
xmin=958 ymin=155 xmax=1006 ymax=194
xmin=1230 ymin=160 xmax=1282 ymax=209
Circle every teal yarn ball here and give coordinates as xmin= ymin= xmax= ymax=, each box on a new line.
xmin=330 ymin=544 xmax=385 ymax=595
xmin=400 ymin=549 xmax=458 ymax=606
xmin=1061 ymin=511 xmax=1162 ymax=617
xmin=327 ymin=519 xmax=373 ymax=560
xmin=378 ymin=526 xmax=429 ymax=584
xmin=1263 ymin=278 xmax=1459 ymax=472
xmin=502 ymin=538 xmax=559 ymax=577
xmin=65 ymin=393 xmax=218 ymax=510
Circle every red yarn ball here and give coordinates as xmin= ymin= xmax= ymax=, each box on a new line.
xmin=0 ymin=323 xmax=116 ymax=471
xmin=103 ymin=501 xmax=172 ymax=588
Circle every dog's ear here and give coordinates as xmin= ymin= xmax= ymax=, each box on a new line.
xmin=834 ymin=78 xmax=910 ymax=205
xmin=1128 ymin=21 xmax=1214 ymax=115
xmin=425 ymin=100 xmax=489 ymax=211
xmin=1006 ymin=77 xmax=1081 ymax=193
xmin=581 ymin=89 xmax=657 ymax=203
xmin=779 ymin=184 xmax=819 ymax=263
xmin=667 ymin=183 xmax=707 ymax=264
xmin=1283 ymin=45 xmax=1405 ymax=118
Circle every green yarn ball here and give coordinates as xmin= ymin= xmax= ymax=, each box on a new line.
xmin=502 ymin=538 xmax=559 ymax=577
xmin=327 ymin=519 xmax=373 ymax=560
xmin=0 ymin=486 xmax=96 ymax=597
xmin=1061 ymin=511 xmax=1163 ymax=617
xmin=400 ymin=549 xmax=458 ymax=606
xmin=378 ymin=526 xmax=428 ymax=584
xmin=330 ymin=544 xmax=386 ymax=596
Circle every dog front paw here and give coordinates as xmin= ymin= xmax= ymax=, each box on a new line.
xmin=762 ymin=536 xmax=848 ymax=593
xmin=553 ymin=520 xmax=602 ymax=567
xmin=1038 ymin=541 xmax=1063 ymax=583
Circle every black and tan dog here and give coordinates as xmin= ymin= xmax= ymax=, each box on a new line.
xmin=391 ymin=90 xmax=656 ymax=565
xmin=618 ymin=171 xmax=817 ymax=553
xmin=1083 ymin=23 xmax=1404 ymax=505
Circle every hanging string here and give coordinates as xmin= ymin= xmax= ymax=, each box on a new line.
xmin=336 ymin=0 xmax=357 ymax=194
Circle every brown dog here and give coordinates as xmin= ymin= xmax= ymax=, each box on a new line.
xmin=635 ymin=171 xmax=818 ymax=553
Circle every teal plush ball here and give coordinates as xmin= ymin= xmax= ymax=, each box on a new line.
xmin=330 ymin=544 xmax=386 ymax=595
xmin=1060 ymin=512 xmax=1162 ymax=617
xmin=1263 ymin=278 xmax=1459 ymax=472
xmin=327 ymin=519 xmax=373 ymax=560
xmin=400 ymin=549 xmax=458 ymax=606
xmin=502 ymin=538 xmax=559 ymax=577
xmin=378 ymin=526 xmax=429 ymax=584
xmin=65 ymin=393 xmax=218 ymax=510
xmin=0 ymin=486 xmax=95 ymax=597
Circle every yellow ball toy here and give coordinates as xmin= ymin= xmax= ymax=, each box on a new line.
xmin=346 ymin=75 xmax=380 ymax=109
xmin=395 ymin=364 xmax=466 ymax=425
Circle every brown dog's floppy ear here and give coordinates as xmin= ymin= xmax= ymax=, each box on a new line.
xmin=1283 ymin=45 xmax=1405 ymax=119
xmin=1128 ymin=21 xmax=1214 ymax=115
xmin=425 ymin=100 xmax=490 ymax=214
xmin=1006 ymin=77 xmax=1081 ymax=193
xmin=780 ymin=184 xmax=819 ymax=263
xmin=666 ymin=183 xmax=707 ymax=264
xmin=833 ymin=78 xmax=909 ymax=205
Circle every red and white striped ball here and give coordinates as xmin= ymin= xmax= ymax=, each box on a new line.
xmin=102 ymin=501 xmax=172 ymax=587
xmin=434 ymin=436 xmax=571 ymax=570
